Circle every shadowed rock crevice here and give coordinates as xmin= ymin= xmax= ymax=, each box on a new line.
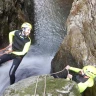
xmin=0 ymin=0 xmax=34 ymax=48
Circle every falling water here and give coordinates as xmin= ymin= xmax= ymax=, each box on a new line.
xmin=0 ymin=0 xmax=73 ymax=95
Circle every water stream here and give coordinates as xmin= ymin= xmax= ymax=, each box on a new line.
xmin=0 ymin=0 xmax=73 ymax=95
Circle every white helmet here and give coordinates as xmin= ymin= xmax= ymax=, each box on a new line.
xmin=21 ymin=22 xmax=32 ymax=30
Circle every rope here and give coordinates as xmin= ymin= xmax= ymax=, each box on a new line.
xmin=43 ymin=75 xmax=47 ymax=96
xmin=0 ymin=44 xmax=13 ymax=57
xmin=33 ymin=68 xmax=71 ymax=95
xmin=0 ymin=45 xmax=11 ymax=56
xmin=34 ymin=76 xmax=39 ymax=96
xmin=0 ymin=45 xmax=10 ymax=52
xmin=50 ymin=68 xmax=73 ymax=80
xmin=50 ymin=68 xmax=69 ymax=75
xmin=42 ymin=68 xmax=70 ymax=96
xmin=0 ymin=50 xmax=13 ymax=57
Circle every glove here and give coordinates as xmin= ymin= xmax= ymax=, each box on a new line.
xmin=5 ymin=50 xmax=12 ymax=54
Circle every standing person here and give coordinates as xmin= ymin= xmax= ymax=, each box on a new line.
xmin=0 ymin=22 xmax=32 ymax=84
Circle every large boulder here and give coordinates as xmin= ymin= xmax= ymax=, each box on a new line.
xmin=51 ymin=0 xmax=96 ymax=95
xmin=51 ymin=0 xmax=96 ymax=74
xmin=3 ymin=75 xmax=81 ymax=96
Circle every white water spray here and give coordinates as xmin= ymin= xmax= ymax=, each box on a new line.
xmin=0 ymin=55 xmax=53 ymax=95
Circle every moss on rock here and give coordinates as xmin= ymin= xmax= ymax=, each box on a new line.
xmin=3 ymin=75 xmax=81 ymax=96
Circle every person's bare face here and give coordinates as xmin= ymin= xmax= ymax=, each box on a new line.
xmin=23 ymin=27 xmax=31 ymax=36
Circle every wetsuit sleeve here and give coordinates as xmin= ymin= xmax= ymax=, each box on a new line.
xmin=12 ymin=40 xmax=31 ymax=55
xmin=9 ymin=30 xmax=15 ymax=44
xmin=69 ymin=67 xmax=81 ymax=73
xmin=78 ymin=78 xmax=94 ymax=93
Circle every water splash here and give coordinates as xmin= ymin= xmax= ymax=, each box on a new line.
xmin=0 ymin=55 xmax=53 ymax=95
xmin=0 ymin=0 xmax=72 ymax=95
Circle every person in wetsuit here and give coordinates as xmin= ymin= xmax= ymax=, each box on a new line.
xmin=0 ymin=22 xmax=32 ymax=85
xmin=64 ymin=65 xmax=96 ymax=93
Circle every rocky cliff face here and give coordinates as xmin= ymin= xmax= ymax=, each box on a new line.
xmin=0 ymin=0 xmax=34 ymax=48
xmin=51 ymin=0 xmax=96 ymax=95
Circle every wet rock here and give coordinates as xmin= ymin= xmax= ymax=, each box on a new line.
xmin=3 ymin=75 xmax=81 ymax=96
xmin=0 ymin=0 xmax=3 ymax=15
xmin=51 ymin=0 xmax=96 ymax=96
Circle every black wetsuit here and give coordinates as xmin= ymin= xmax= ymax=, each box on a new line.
xmin=0 ymin=30 xmax=31 ymax=84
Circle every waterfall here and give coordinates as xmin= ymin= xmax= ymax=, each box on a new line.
xmin=0 ymin=0 xmax=72 ymax=95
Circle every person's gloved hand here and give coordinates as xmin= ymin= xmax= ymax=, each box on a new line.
xmin=80 ymin=70 xmax=85 ymax=75
xmin=5 ymin=45 xmax=12 ymax=54
xmin=65 ymin=65 xmax=70 ymax=70
xmin=67 ymin=74 xmax=73 ymax=80
xmin=5 ymin=50 xmax=12 ymax=54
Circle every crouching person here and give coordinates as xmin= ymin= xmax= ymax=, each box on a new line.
xmin=65 ymin=65 xmax=96 ymax=93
